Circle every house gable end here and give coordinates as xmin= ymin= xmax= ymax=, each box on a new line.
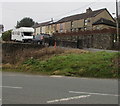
xmin=93 ymin=9 xmax=115 ymax=22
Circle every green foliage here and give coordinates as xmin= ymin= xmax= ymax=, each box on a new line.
xmin=16 ymin=17 xmax=35 ymax=28
xmin=2 ymin=30 xmax=12 ymax=41
xmin=22 ymin=51 xmax=119 ymax=78
xmin=23 ymin=58 xmax=39 ymax=65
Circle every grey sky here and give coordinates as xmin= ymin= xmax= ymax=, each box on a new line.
xmin=1 ymin=0 xmax=119 ymax=31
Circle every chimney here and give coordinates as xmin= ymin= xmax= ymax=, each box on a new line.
xmin=51 ymin=18 xmax=54 ymax=22
xmin=86 ymin=7 xmax=92 ymax=13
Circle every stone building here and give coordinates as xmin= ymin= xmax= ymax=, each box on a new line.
xmin=34 ymin=7 xmax=116 ymax=35
xmin=55 ymin=8 xmax=115 ymax=33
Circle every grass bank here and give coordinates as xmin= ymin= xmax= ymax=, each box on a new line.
xmin=2 ymin=48 xmax=119 ymax=78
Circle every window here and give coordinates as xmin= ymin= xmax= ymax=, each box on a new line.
xmin=78 ymin=28 xmax=81 ymax=31
xmin=60 ymin=23 xmax=63 ymax=33
xmin=71 ymin=21 xmax=73 ymax=28
xmin=84 ymin=19 xmax=90 ymax=26
xmin=74 ymin=28 xmax=76 ymax=32
xmin=87 ymin=20 xmax=90 ymax=22
xmin=85 ymin=19 xmax=87 ymax=23
xmin=23 ymin=32 xmax=33 ymax=36
xmin=96 ymin=26 xmax=100 ymax=30
xmin=60 ymin=30 xmax=63 ymax=33
xmin=85 ymin=19 xmax=87 ymax=26
xmin=60 ymin=24 xmax=63 ymax=30
xmin=76 ymin=28 xmax=78 ymax=32
xmin=84 ymin=27 xmax=87 ymax=30
xmin=72 ymin=28 xmax=76 ymax=32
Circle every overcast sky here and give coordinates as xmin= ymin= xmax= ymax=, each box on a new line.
xmin=0 ymin=0 xmax=119 ymax=31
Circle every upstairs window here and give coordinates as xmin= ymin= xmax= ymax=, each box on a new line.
xmin=60 ymin=23 xmax=63 ymax=30
xmin=60 ymin=24 xmax=63 ymax=33
xmin=84 ymin=19 xmax=90 ymax=26
xmin=84 ymin=19 xmax=88 ymax=26
xmin=71 ymin=21 xmax=73 ymax=28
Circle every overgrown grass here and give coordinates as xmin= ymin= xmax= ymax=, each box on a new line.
xmin=5 ymin=51 xmax=118 ymax=78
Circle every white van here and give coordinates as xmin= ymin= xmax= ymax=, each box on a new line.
xmin=11 ymin=27 xmax=34 ymax=43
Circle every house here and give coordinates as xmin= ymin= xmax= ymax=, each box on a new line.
xmin=47 ymin=22 xmax=56 ymax=35
xmin=55 ymin=8 xmax=115 ymax=33
xmin=34 ymin=8 xmax=115 ymax=35
xmin=33 ymin=21 xmax=52 ymax=35
xmin=0 ymin=24 xmax=4 ymax=33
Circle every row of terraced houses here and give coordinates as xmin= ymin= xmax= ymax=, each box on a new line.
xmin=33 ymin=8 xmax=116 ymax=35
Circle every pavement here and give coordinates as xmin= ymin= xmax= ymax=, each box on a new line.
xmin=50 ymin=46 xmax=119 ymax=53
xmin=83 ymin=48 xmax=119 ymax=53
xmin=1 ymin=72 xmax=119 ymax=104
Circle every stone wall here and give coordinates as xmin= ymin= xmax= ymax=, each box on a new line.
xmin=2 ymin=43 xmax=44 ymax=64
xmin=53 ymin=29 xmax=117 ymax=50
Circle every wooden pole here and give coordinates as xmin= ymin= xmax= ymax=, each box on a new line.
xmin=116 ymin=0 xmax=119 ymax=42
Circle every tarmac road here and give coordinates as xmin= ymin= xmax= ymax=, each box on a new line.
xmin=2 ymin=72 xmax=118 ymax=104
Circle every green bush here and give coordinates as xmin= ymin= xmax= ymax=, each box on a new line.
xmin=2 ymin=30 xmax=12 ymax=41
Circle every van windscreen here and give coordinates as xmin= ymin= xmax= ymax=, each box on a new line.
xmin=23 ymin=32 xmax=32 ymax=36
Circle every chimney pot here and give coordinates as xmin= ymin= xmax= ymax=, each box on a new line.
xmin=86 ymin=7 xmax=92 ymax=13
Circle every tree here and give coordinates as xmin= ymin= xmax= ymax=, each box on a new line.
xmin=2 ymin=30 xmax=12 ymax=41
xmin=16 ymin=17 xmax=35 ymax=28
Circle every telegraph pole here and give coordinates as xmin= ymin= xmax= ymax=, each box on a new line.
xmin=116 ymin=0 xmax=119 ymax=43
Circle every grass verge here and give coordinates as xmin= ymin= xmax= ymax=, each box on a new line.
xmin=2 ymin=50 xmax=120 ymax=78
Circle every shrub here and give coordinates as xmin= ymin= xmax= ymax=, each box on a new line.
xmin=2 ymin=30 xmax=12 ymax=41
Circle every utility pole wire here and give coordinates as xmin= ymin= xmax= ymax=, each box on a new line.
xmin=2 ymin=2 xmax=99 ymax=23
xmin=42 ymin=1 xmax=104 ymax=22
xmin=53 ymin=2 xmax=97 ymax=18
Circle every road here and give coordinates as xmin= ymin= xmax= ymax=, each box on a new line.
xmin=2 ymin=72 xmax=118 ymax=104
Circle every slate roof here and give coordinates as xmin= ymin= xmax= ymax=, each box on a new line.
xmin=92 ymin=18 xmax=116 ymax=27
xmin=56 ymin=8 xmax=107 ymax=23
xmin=33 ymin=21 xmax=53 ymax=28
